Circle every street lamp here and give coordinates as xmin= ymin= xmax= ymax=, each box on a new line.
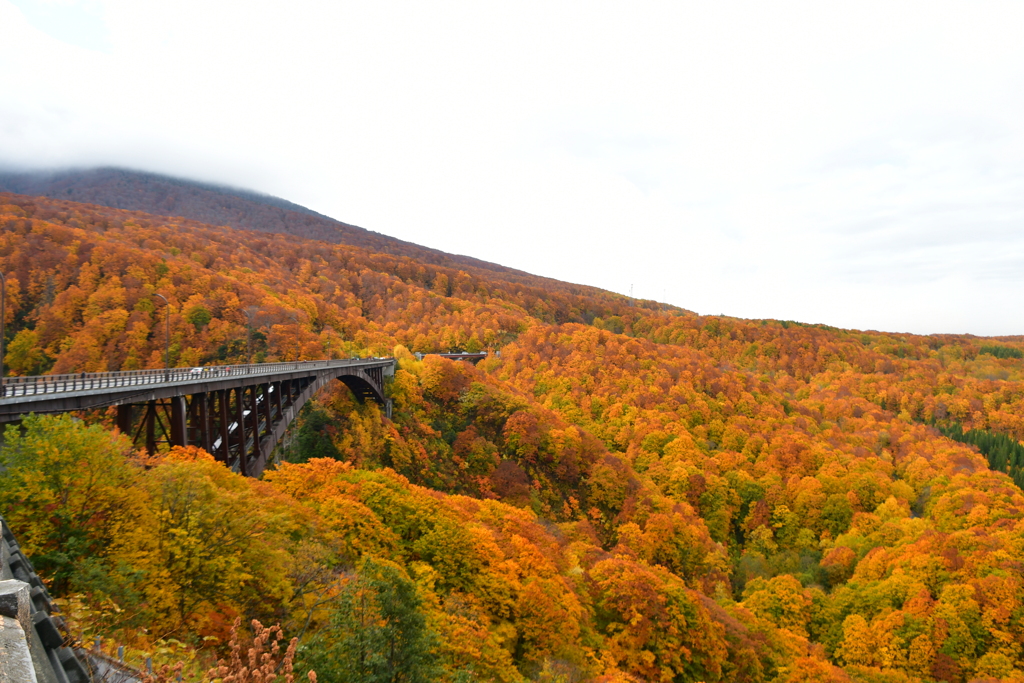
xmin=288 ymin=311 xmax=300 ymax=361
xmin=243 ymin=307 xmax=257 ymax=365
xmin=153 ymin=293 xmax=170 ymax=380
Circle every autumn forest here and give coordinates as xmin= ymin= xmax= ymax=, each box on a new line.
xmin=3 ymin=190 xmax=1024 ymax=683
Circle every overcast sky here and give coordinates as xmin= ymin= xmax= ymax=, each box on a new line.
xmin=2 ymin=1 xmax=1024 ymax=336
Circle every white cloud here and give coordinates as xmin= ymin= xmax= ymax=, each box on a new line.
xmin=8 ymin=0 xmax=110 ymax=52
xmin=2 ymin=0 xmax=1024 ymax=335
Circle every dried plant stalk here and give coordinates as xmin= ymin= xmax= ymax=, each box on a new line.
xmin=140 ymin=619 xmax=315 ymax=682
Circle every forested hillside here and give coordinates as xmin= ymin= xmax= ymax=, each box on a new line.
xmin=0 ymin=167 xmax=637 ymax=292
xmin=2 ymin=193 xmax=1024 ymax=682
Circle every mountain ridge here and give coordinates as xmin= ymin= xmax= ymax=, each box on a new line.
xmin=0 ymin=166 xmax=619 ymax=297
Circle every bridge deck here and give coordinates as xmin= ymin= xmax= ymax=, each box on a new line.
xmin=0 ymin=358 xmax=395 ymax=421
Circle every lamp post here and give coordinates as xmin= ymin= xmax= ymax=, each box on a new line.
xmin=0 ymin=271 xmax=6 ymax=397
xmin=324 ymin=325 xmax=334 ymax=362
xmin=289 ymin=311 xmax=300 ymax=361
xmin=153 ymin=293 xmax=170 ymax=380
xmin=243 ymin=308 xmax=256 ymax=365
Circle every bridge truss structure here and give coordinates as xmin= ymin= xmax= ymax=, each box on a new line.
xmin=0 ymin=359 xmax=395 ymax=478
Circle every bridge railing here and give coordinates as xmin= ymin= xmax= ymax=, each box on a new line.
xmin=0 ymin=358 xmax=392 ymax=399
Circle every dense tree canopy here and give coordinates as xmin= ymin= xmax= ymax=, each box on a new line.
xmin=3 ymin=194 xmax=1024 ymax=681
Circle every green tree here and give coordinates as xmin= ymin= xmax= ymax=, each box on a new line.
xmin=299 ymin=558 xmax=442 ymax=683
xmin=286 ymin=404 xmax=343 ymax=462
xmin=0 ymin=414 xmax=147 ymax=592
xmin=4 ymin=328 xmax=53 ymax=376
xmin=820 ymin=494 xmax=853 ymax=536
xmin=186 ymin=304 xmax=213 ymax=330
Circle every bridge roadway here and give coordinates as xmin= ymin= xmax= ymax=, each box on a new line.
xmin=0 ymin=358 xmax=396 ymax=478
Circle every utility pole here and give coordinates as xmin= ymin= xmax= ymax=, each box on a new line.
xmin=153 ymin=293 xmax=170 ymax=380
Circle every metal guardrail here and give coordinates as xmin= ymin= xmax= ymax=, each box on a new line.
xmin=0 ymin=358 xmax=393 ymax=399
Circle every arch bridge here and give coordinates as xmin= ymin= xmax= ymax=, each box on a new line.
xmin=0 ymin=358 xmax=395 ymax=478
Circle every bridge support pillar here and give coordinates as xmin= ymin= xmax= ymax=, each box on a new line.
xmin=218 ymin=390 xmax=229 ymax=463
xmin=195 ymin=392 xmax=212 ymax=453
xmin=272 ymin=381 xmax=282 ymax=419
xmin=249 ymin=386 xmax=261 ymax=463
xmin=116 ymin=404 xmax=132 ymax=436
xmin=261 ymin=383 xmax=272 ymax=439
xmin=234 ymin=387 xmax=248 ymax=477
xmin=170 ymin=395 xmax=187 ymax=447
xmin=144 ymin=400 xmax=157 ymax=454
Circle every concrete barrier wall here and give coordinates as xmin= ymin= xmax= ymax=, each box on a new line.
xmin=0 ymin=516 xmax=93 ymax=683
